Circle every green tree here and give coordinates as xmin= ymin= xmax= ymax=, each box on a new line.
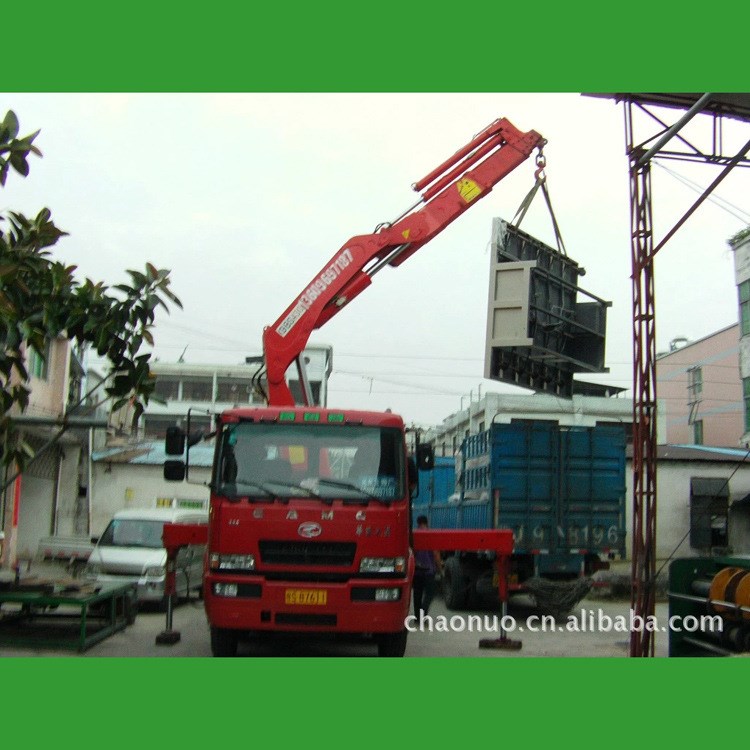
xmin=0 ymin=109 xmax=181 ymax=473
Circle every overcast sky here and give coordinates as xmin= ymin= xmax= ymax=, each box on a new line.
xmin=3 ymin=93 xmax=749 ymax=427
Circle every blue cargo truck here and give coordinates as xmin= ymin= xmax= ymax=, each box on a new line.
xmin=414 ymin=421 xmax=627 ymax=608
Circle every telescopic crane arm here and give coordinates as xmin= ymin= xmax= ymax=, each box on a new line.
xmin=262 ymin=117 xmax=545 ymax=406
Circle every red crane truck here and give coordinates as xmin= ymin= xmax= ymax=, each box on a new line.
xmin=163 ymin=118 xmax=544 ymax=656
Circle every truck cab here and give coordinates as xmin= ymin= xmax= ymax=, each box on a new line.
xmin=168 ymin=406 xmax=417 ymax=656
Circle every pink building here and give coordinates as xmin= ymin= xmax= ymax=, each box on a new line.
xmin=1 ymin=338 xmax=88 ymax=568
xmin=656 ymin=324 xmax=742 ymax=447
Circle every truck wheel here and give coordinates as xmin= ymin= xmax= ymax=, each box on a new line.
xmin=377 ymin=629 xmax=407 ymax=657
xmin=442 ymin=556 xmax=468 ymax=610
xmin=211 ymin=626 xmax=239 ymax=657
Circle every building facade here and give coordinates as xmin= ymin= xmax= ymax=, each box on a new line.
xmin=731 ymin=231 xmax=750 ymax=445
xmin=655 ymin=325 xmax=742 ymax=447
xmin=123 ymin=344 xmax=334 ymax=439
xmin=624 ymin=445 xmax=750 ymax=567
xmin=89 ymin=443 xmax=212 ymax=535
xmin=1 ymin=338 xmax=99 ymax=568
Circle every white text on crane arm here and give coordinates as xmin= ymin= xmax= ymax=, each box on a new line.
xmin=276 ymin=248 xmax=354 ymax=337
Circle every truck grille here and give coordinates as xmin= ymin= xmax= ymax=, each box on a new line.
xmin=259 ymin=541 xmax=356 ymax=567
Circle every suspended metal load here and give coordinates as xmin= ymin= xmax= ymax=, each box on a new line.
xmin=484 ymin=218 xmax=611 ymax=397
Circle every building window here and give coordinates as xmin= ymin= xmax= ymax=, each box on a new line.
xmin=690 ymin=477 xmax=729 ymax=550
xmin=68 ymin=371 xmax=83 ymax=405
xmin=28 ymin=341 xmax=50 ymax=380
xmin=740 ymin=280 xmax=750 ymax=336
xmin=744 ymin=378 xmax=750 ymax=432
xmin=216 ymin=378 xmax=253 ymax=403
xmin=143 ymin=417 xmax=181 ymax=439
xmin=181 ymin=377 xmax=214 ymax=402
xmin=144 ymin=415 xmax=212 ymax=439
xmin=687 ymin=366 xmax=703 ymax=400
xmin=154 ymin=377 xmax=180 ymax=400
xmin=693 ymin=420 xmax=703 ymax=445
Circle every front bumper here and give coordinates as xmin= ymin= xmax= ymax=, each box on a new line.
xmin=205 ymin=573 xmax=411 ymax=634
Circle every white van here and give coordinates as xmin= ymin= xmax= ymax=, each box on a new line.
xmin=85 ymin=507 xmax=208 ymax=605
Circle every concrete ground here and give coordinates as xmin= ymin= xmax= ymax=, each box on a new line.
xmin=1 ymin=560 xmax=669 ymax=657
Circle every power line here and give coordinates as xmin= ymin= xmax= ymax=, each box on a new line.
xmin=653 ymin=160 xmax=750 ymax=225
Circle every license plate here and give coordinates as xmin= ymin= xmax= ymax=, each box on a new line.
xmin=284 ymin=589 xmax=327 ymax=606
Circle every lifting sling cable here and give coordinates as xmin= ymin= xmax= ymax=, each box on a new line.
xmin=510 ymin=150 xmax=568 ymax=257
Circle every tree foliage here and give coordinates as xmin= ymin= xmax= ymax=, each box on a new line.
xmin=1 ymin=109 xmax=181 ymax=471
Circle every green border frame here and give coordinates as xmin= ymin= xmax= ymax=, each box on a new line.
xmin=3 ymin=3 xmax=748 ymax=741
xmin=5 ymin=3 xmax=748 ymax=92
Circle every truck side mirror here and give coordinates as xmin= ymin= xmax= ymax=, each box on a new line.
xmin=164 ymin=460 xmax=186 ymax=482
xmin=416 ymin=444 xmax=434 ymax=471
xmin=165 ymin=426 xmax=186 ymax=455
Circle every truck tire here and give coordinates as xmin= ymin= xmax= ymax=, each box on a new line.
xmin=442 ymin=556 xmax=468 ymax=610
xmin=211 ymin=626 xmax=239 ymax=657
xmin=377 ymin=629 xmax=407 ymax=657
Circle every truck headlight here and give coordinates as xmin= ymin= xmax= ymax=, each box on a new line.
xmin=209 ymin=553 xmax=255 ymax=571
xmin=145 ymin=566 xmax=166 ymax=578
xmin=359 ymin=557 xmax=406 ymax=574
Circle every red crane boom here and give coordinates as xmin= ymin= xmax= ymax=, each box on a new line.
xmin=262 ymin=117 xmax=545 ymax=406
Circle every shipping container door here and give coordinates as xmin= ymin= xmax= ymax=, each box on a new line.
xmin=461 ymin=432 xmax=492 ymax=528
xmin=492 ymin=422 xmax=558 ymax=553
xmin=560 ymin=425 xmax=626 ymax=557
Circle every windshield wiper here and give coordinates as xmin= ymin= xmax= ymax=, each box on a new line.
xmin=312 ymin=478 xmax=390 ymax=505
xmin=259 ymin=480 xmax=323 ymax=503
xmin=219 ymin=481 xmax=276 ymax=502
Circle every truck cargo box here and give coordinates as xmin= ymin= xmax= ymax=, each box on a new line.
xmin=414 ymin=421 xmax=626 ymax=582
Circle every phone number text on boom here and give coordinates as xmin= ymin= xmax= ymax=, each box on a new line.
xmin=276 ymin=248 xmax=354 ymax=337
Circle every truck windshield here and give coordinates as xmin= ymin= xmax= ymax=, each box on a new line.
xmin=98 ymin=519 xmax=165 ymax=549
xmin=216 ymin=422 xmax=405 ymax=502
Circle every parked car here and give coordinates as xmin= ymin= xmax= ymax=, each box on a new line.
xmin=84 ymin=507 xmax=208 ymax=606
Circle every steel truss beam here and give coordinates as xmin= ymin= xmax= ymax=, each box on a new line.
xmin=624 ymin=95 xmax=750 ymax=656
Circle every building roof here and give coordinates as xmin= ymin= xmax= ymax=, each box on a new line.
xmin=571 ymin=380 xmax=627 ymax=397
xmin=92 ymin=441 xmax=214 ymax=467
xmin=655 ymin=323 xmax=739 ymax=360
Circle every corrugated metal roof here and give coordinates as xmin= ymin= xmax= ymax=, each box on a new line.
xmin=92 ymin=441 xmax=214 ymax=467
xmin=626 ymin=444 xmax=750 ymax=463
xmin=672 ymin=444 xmax=750 ymax=459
